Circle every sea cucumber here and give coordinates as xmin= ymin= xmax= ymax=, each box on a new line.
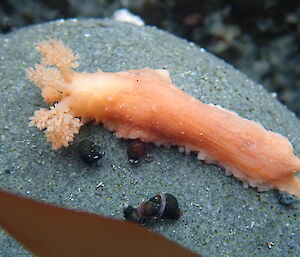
xmin=27 ymin=39 xmax=300 ymax=198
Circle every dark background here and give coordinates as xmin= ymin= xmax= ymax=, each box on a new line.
xmin=1 ymin=0 xmax=299 ymax=116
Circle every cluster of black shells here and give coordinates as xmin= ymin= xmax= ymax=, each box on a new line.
xmin=124 ymin=193 xmax=181 ymax=224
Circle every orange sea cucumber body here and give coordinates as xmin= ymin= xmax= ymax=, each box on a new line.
xmin=28 ymin=39 xmax=300 ymax=198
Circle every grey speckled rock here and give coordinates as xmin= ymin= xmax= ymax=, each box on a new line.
xmin=0 ymin=18 xmax=299 ymax=257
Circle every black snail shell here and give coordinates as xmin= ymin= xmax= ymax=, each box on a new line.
xmin=77 ymin=139 xmax=105 ymax=165
xmin=159 ymin=193 xmax=181 ymax=219
xmin=127 ymin=139 xmax=148 ymax=162
xmin=147 ymin=194 xmax=181 ymax=220
xmin=123 ymin=193 xmax=181 ymax=224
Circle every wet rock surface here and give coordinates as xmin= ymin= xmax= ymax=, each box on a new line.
xmin=0 ymin=19 xmax=299 ymax=257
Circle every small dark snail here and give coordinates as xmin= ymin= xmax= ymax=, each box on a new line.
xmin=275 ymin=191 xmax=299 ymax=205
xmin=77 ymin=139 xmax=105 ymax=165
xmin=123 ymin=206 xmax=143 ymax=223
xmin=1 ymin=17 xmax=13 ymax=34
xmin=127 ymin=139 xmax=148 ymax=162
xmin=123 ymin=193 xmax=181 ymax=224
